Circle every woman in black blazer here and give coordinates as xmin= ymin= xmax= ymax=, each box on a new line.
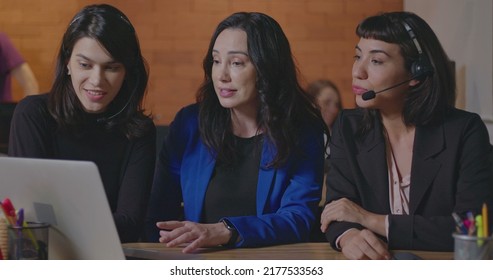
xmin=320 ymin=11 xmax=493 ymax=259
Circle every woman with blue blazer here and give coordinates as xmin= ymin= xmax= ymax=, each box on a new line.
xmin=146 ymin=12 xmax=327 ymax=253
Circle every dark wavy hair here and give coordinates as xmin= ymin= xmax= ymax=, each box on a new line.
xmin=356 ymin=11 xmax=455 ymax=135
xmin=48 ymin=4 xmax=151 ymax=138
xmin=196 ymin=12 xmax=326 ymax=167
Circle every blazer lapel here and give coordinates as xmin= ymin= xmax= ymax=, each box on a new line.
xmin=256 ymin=140 xmax=276 ymax=214
xmin=185 ymin=143 xmax=216 ymax=221
xmin=356 ymin=120 xmax=391 ymax=212
xmin=409 ymin=123 xmax=444 ymax=213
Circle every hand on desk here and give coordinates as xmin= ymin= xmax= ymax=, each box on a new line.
xmin=339 ymin=229 xmax=391 ymax=260
xmin=320 ymin=198 xmax=390 ymax=259
xmin=320 ymin=198 xmax=386 ymax=236
xmin=157 ymin=221 xmax=230 ymax=253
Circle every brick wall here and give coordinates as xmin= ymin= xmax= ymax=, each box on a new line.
xmin=0 ymin=0 xmax=402 ymax=125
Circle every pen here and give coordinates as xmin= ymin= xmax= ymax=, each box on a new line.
xmin=22 ymin=220 xmax=39 ymax=251
xmin=1 ymin=198 xmax=17 ymax=225
xmin=476 ymin=215 xmax=484 ymax=246
xmin=2 ymin=200 xmax=39 ymax=251
xmin=16 ymin=208 xmax=24 ymax=227
xmin=452 ymin=212 xmax=468 ymax=234
xmin=17 ymin=207 xmax=39 ymax=251
xmin=467 ymin=211 xmax=476 ymax=236
xmin=482 ymin=203 xmax=489 ymax=237
xmin=15 ymin=210 xmax=23 ymax=259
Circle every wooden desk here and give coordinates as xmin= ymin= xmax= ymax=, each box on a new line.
xmin=122 ymin=242 xmax=453 ymax=260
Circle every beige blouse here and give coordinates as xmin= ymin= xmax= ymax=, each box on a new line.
xmin=384 ymin=138 xmax=411 ymax=237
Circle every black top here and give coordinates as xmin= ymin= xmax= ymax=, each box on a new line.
xmin=202 ymin=134 xmax=262 ymax=223
xmin=8 ymin=94 xmax=156 ymax=242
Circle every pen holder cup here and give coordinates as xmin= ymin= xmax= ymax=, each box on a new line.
xmin=453 ymin=233 xmax=493 ymax=260
xmin=7 ymin=222 xmax=50 ymax=260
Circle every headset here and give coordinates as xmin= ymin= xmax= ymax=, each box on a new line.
xmin=361 ymin=19 xmax=434 ymax=101
xmin=401 ymin=20 xmax=434 ymax=79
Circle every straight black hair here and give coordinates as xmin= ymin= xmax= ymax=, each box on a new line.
xmin=49 ymin=4 xmax=151 ymax=138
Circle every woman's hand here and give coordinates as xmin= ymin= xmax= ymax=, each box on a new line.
xmin=320 ymin=198 xmax=369 ymax=231
xmin=157 ymin=221 xmax=231 ymax=253
xmin=320 ymin=198 xmax=386 ymax=236
xmin=339 ymin=229 xmax=390 ymax=260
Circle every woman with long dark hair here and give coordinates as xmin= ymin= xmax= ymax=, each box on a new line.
xmin=146 ymin=12 xmax=327 ymax=253
xmin=9 ymin=4 xmax=155 ymax=243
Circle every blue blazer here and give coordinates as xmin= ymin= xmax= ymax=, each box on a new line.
xmin=146 ymin=104 xmax=325 ymax=247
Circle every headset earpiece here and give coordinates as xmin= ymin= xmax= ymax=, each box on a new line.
xmin=402 ymin=20 xmax=434 ymax=79
xmin=411 ymin=54 xmax=433 ymax=79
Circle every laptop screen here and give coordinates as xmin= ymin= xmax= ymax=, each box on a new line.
xmin=0 ymin=157 xmax=125 ymax=259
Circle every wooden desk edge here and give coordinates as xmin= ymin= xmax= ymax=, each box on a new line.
xmin=122 ymin=242 xmax=453 ymax=260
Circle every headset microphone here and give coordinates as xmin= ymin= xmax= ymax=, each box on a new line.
xmin=361 ymin=78 xmax=414 ymax=101
xmin=96 ymin=93 xmax=134 ymax=123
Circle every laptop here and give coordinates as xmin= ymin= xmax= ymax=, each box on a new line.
xmin=0 ymin=157 xmax=125 ymax=259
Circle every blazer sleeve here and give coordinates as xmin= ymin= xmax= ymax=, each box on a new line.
xmin=323 ymin=111 xmax=367 ymax=249
xmin=227 ymin=122 xmax=325 ymax=247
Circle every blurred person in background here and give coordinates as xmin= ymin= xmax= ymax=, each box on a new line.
xmin=0 ymin=32 xmax=39 ymax=101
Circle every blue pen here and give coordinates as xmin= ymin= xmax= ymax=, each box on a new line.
xmin=16 ymin=208 xmax=24 ymax=227
xmin=452 ymin=212 xmax=468 ymax=234
xmin=16 ymin=208 xmax=39 ymax=251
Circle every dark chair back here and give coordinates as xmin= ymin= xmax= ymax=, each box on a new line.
xmin=0 ymin=102 xmax=17 ymax=154
xmin=155 ymin=125 xmax=169 ymax=157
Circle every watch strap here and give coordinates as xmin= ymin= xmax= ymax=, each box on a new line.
xmin=221 ymin=219 xmax=238 ymax=247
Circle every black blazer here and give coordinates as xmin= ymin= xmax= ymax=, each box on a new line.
xmin=325 ymin=107 xmax=493 ymax=251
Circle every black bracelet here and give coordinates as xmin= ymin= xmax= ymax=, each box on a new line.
xmin=221 ymin=219 xmax=238 ymax=247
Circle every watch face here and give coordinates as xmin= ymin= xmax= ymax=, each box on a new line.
xmin=221 ymin=219 xmax=238 ymax=247
xmin=222 ymin=219 xmax=234 ymax=230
